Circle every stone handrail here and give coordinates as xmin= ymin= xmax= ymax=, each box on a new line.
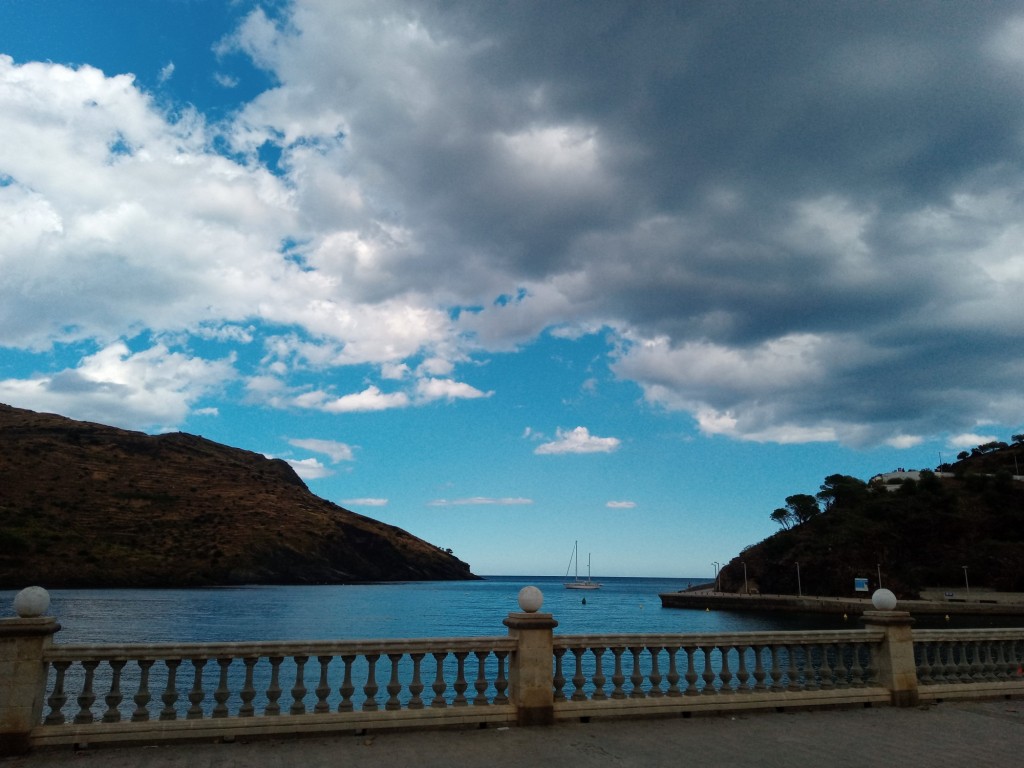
xmin=2 ymin=588 xmax=1023 ymax=756
xmin=912 ymin=628 xmax=1024 ymax=700
xmin=551 ymin=630 xmax=889 ymax=718
xmin=32 ymin=636 xmax=518 ymax=748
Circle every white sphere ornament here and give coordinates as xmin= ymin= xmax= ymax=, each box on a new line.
xmin=518 ymin=586 xmax=544 ymax=613
xmin=14 ymin=586 xmax=50 ymax=618
xmin=871 ymin=588 xmax=898 ymax=611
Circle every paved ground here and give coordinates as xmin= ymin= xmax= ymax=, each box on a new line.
xmin=5 ymin=700 xmax=1024 ymax=768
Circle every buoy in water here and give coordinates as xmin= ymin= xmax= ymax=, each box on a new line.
xmin=582 ymin=597 xmax=586 ymax=605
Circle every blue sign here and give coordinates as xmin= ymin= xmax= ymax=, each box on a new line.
xmin=854 ymin=578 xmax=869 ymax=592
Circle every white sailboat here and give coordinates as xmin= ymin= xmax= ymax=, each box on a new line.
xmin=563 ymin=540 xmax=601 ymax=590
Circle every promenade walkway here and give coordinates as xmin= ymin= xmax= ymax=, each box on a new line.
xmin=5 ymin=700 xmax=1022 ymax=768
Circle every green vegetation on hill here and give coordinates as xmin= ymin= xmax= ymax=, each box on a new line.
xmin=0 ymin=404 xmax=476 ymax=588
xmin=718 ymin=441 xmax=1024 ymax=598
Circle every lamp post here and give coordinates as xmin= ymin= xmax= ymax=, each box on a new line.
xmin=713 ymin=562 xmax=720 ymax=593
xmin=877 ymin=563 xmax=883 ymax=589
xmin=742 ymin=561 xmax=749 ymax=595
xmin=796 ymin=561 xmax=802 ymax=598
xmin=962 ymin=565 xmax=970 ymax=596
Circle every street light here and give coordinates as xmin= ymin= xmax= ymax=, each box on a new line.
xmin=742 ymin=561 xmax=749 ymax=595
xmin=962 ymin=565 xmax=970 ymax=596
xmin=796 ymin=561 xmax=802 ymax=598
xmin=877 ymin=563 xmax=883 ymax=589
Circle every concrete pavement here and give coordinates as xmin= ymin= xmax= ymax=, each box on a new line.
xmin=4 ymin=700 xmax=1023 ymax=768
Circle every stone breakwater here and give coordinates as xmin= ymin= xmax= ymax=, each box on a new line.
xmin=659 ymin=590 xmax=1024 ymax=616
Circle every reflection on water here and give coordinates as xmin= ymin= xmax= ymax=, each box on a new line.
xmin=4 ymin=575 xmax=1021 ymax=644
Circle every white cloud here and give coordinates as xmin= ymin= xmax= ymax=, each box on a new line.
xmin=0 ymin=341 xmax=234 ymax=431
xmin=158 ymin=61 xmax=175 ymax=83
xmin=342 ymin=498 xmax=388 ymax=507
xmin=534 ymin=427 xmax=620 ymax=455
xmin=285 ymin=457 xmax=333 ymax=479
xmin=606 ymin=500 xmax=636 ymax=509
xmin=287 ymin=437 xmax=355 ymax=462
xmin=948 ymin=433 xmax=999 ymax=449
xmin=427 ymin=497 xmax=534 ymax=507
xmin=414 ymin=378 xmax=492 ymax=403
xmin=295 ymin=385 xmax=410 ymax=413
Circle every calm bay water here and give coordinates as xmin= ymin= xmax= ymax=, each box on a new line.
xmin=1 ymin=576 xmax=856 ymax=644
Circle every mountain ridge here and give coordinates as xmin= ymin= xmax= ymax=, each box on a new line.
xmin=0 ymin=403 xmax=477 ymax=588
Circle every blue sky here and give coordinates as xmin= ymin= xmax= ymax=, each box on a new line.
xmin=2 ymin=1 xmax=1023 ymax=578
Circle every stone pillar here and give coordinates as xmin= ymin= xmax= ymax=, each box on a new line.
xmin=503 ymin=586 xmax=558 ymax=726
xmin=1 ymin=588 xmax=61 ymax=756
xmin=862 ymin=609 xmax=918 ymax=707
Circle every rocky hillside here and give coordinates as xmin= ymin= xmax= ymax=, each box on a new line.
xmin=718 ymin=443 xmax=1024 ymax=598
xmin=0 ymin=404 xmax=476 ymax=588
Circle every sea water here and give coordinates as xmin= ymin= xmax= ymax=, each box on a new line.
xmin=1 ymin=576 xmax=855 ymax=644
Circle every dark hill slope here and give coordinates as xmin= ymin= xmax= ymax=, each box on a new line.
xmin=0 ymin=404 xmax=475 ymax=587
xmin=718 ymin=457 xmax=1024 ymax=598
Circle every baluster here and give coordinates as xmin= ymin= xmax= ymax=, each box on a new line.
xmin=862 ymin=642 xmax=879 ymax=687
xmin=591 ymin=647 xmax=608 ymax=700
xmin=571 ymin=648 xmax=588 ymax=701
xmin=610 ymin=647 xmax=627 ymax=699
xmin=915 ymin=642 xmax=931 ymax=685
xmin=817 ymin=643 xmax=834 ymax=689
xmin=187 ymin=658 xmax=207 ymax=719
xmin=970 ymin=638 xmax=987 ymax=684
xmin=102 ymin=659 xmax=126 ymax=722
xmin=213 ymin=658 xmax=231 ymax=718
xmin=553 ymin=648 xmax=567 ymax=702
xmin=315 ymin=656 xmax=332 ymax=713
xmin=769 ymin=645 xmax=784 ymax=692
xmin=430 ymin=651 xmax=448 ymax=708
xmin=752 ymin=646 xmax=767 ymax=691
xmin=629 ymin=646 xmax=646 ymax=698
xmin=833 ymin=644 xmax=850 ymax=689
xmin=803 ymin=645 xmax=819 ymax=691
xmin=74 ymin=660 xmax=99 ymax=723
xmin=996 ymin=640 xmax=1012 ymax=680
xmin=386 ymin=653 xmax=403 ymax=711
xmin=785 ymin=645 xmax=801 ymax=692
xmin=45 ymin=660 xmax=70 ymax=725
xmin=289 ymin=655 xmax=308 ymax=715
xmin=977 ymin=641 xmax=993 ymax=681
xmin=850 ymin=643 xmax=866 ymax=687
xmin=131 ymin=660 xmax=153 ymax=722
xmin=957 ymin=640 xmax=973 ymax=682
xmin=665 ymin=647 xmax=681 ymax=697
xmin=409 ymin=653 xmax=425 ymax=709
xmin=735 ymin=645 xmax=751 ymax=693
xmin=160 ymin=659 xmax=181 ymax=721
xmin=362 ymin=653 xmax=380 ymax=711
xmin=239 ymin=658 xmax=257 ymax=717
xmin=473 ymin=651 xmax=490 ymax=705
xmin=337 ymin=655 xmax=355 ymax=712
xmin=718 ymin=646 xmax=734 ymax=695
xmin=493 ymin=650 xmax=509 ymax=705
xmin=941 ymin=640 xmax=958 ymax=683
xmin=683 ymin=645 xmax=699 ymax=696
xmin=648 ymin=646 xmax=664 ymax=698
xmin=265 ymin=656 xmax=283 ymax=715
xmin=991 ymin=641 xmax=1007 ymax=681
xmin=700 ymin=645 xmax=717 ymax=695
xmin=453 ymin=652 xmax=469 ymax=706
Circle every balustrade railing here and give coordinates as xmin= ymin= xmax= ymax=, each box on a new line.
xmin=552 ymin=631 xmax=883 ymax=709
xmin=913 ymin=629 xmax=1024 ymax=691
xmin=38 ymin=637 xmax=516 ymax=738
xmin=4 ymin=592 xmax=1024 ymax=756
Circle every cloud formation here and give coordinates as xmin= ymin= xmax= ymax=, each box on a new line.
xmin=534 ymin=427 xmax=621 ymax=455
xmin=4 ymin=2 xmax=1024 ymax=445
xmin=427 ymin=497 xmax=534 ymax=507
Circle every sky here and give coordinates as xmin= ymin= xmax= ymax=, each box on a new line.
xmin=2 ymin=1 xmax=1023 ymax=579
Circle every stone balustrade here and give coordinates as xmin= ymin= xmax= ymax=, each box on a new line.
xmin=2 ymin=586 xmax=1023 ymax=756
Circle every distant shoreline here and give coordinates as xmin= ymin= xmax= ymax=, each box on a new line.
xmin=659 ymin=589 xmax=1024 ymax=616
